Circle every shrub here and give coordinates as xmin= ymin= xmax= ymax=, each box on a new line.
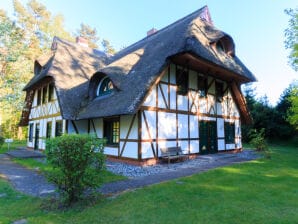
xmin=46 ymin=134 xmax=106 ymax=205
xmin=249 ymin=128 xmax=270 ymax=158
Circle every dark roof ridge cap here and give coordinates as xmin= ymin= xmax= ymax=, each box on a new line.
xmin=112 ymin=6 xmax=208 ymax=59
xmin=53 ymin=36 xmax=107 ymax=58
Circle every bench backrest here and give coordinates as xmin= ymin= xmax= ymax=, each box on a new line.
xmin=160 ymin=146 xmax=182 ymax=156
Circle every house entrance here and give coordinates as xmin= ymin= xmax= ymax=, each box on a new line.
xmin=34 ymin=123 xmax=40 ymax=150
xmin=199 ymin=121 xmax=217 ymax=154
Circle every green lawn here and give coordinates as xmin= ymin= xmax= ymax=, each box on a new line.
xmin=0 ymin=143 xmax=298 ymax=224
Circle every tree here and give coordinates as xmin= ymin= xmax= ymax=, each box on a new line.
xmin=102 ymin=39 xmax=116 ymax=55
xmin=0 ymin=10 xmax=28 ymax=138
xmin=287 ymin=83 xmax=298 ymax=129
xmin=0 ymin=0 xmax=73 ymax=139
xmin=284 ymin=8 xmax=298 ymax=71
xmin=76 ymin=23 xmax=99 ymax=48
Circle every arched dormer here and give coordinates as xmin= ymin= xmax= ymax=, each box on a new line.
xmin=96 ymin=76 xmax=114 ymax=96
xmin=89 ymin=72 xmax=115 ymax=100
xmin=215 ymin=35 xmax=235 ymax=57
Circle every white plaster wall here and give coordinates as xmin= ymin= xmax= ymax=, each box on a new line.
xmin=104 ymin=146 xmax=118 ymax=156
xmin=226 ymin=144 xmax=235 ymax=150
xmin=169 ymin=64 xmax=176 ymax=84
xmin=218 ymin=139 xmax=225 ymax=151
xmin=161 ymin=70 xmax=168 ymax=82
xmin=93 ymin=118 xmax=103 ymax=138
xmin=120 ymin=115 xmax=138 ymax=139
xmin=177 ymin=140 xmax=189 ymax=154
xmin=142 ymin=111 xmax=156 ymax=140
xmin=73 ymin=120 xmax=88 ymax=133
xmin=158 ymin=140 xmax=177 ymax=153
xmin=189 ymin=115 xmax=199 ymax=138
xmin=169 ymin=85 xmax=176 ymax=110
xmin=207 ymin=95 xmax=216 ymax=114
xmin=120 ymin=142 xmax=138 ymax=158
xmin=141 ymin=142 xmax=156 ymax=159
xmin=158 ymin=84 xmax=167 ymax=109
xmin=143 ymin=86 xmax=156 ymax=107
xmin=189 ymin=140 xmax=199 ymax=153
xmin=178 ymin=114 xmax=188 ymax=138
xmin=158 ymin=112 xmax=176 ymax=139
xmin=199 ymin=97 xmax=207 ymax=114
xmin=208 ymin=78 xmax=215 ymax=94
xmin=189 ymin=70 xmax=197 ymax=89
xmin=217 ymin=118 xmax=224 ymax=138
xmin=177 ymin=94 xmax=188 ymax=111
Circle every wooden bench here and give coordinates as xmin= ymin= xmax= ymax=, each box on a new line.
xmin=160 ymin=146 xmax=187 ymax=165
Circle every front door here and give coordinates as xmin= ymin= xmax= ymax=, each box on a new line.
xmin=199 ymin=121 xmax=217 ymax=154
xmin=34 ymin=123 xmax=40 ymax=150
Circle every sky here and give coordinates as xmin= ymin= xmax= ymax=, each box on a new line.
xmin=1 ymin=0 xmax=297 ymax=105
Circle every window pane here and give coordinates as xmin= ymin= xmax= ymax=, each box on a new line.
xmin=29 ymin=123 xmax=34 ymax=142
xmin=216 ymin=82 xmax=224 ymax=102
xmin=176 ymin=68 xmax=188 ymax=96
xmin=225 ymin=122 xmax=235 ymax=144
xmin=104 ymin=119 xmax=119 ymax=145
xmin=55 ymin=121 xmax=63 ymax=137
xmin=46 ymin=122 xmax=52 ymax=138
xmin=37 ymin=89 xmax=41 ymax=106
xmin=97 ymin=77 xmax=114 ymax=97
xmin=48 ymin=83 xmax=54 ymax=101
xmin=198 ymin=76 xmax=207 ymax=97
xmin=42 ymin=86 xmax=48 ymax=104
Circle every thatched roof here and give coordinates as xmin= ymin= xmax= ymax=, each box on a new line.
xmin=22 ymin=37 xmax=108 ymax=120
xmin=77 ymin=6 xmax=256 ymax=119
xmin=21 ymin=6 xmax=255 ymax=124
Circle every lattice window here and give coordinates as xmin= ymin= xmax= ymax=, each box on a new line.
xmin=104 ymin=118 xmax=120 ymax=145
xmin=225 ymin=122 xmax=235 ymax=144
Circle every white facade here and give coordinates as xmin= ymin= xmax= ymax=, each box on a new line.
xmin=27 ymin=83 xmax=65 ymax=150
xmin=28 ymin=64 xmax=242 ymax=161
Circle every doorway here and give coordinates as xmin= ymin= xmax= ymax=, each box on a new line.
xmin=34 ymin=123 xmax=40 ymax=150
xmin=199 ymin=121 xmax=217 ymax=154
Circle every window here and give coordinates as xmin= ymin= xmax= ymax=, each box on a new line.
xmin=46 ymin=122 xmax=52 ymax=138
xmin=216 ymin=81 xmax=224 ymax=102
xmin=104 ymin=118 xmax=120 ymax=145
xmin=198 ymin=76 xmax=207 ymax=97
xmin=55 ymin=120 xmax=63 ymax=137
xmin=225 ymin=122 xmax=235 ymax=144
xmin=37 ymin=89 xmax=42 ymax=106
xmin=216 ymin=41 xmax=225 ymax=53
xmin=42 ymin=86 xmax=48 ymax=104
xmin=48 ymin=83 xmax=54 ymax=101
xmin=28 ymin=123 xmax=34 ymax=142
xmin=96 ymin=77 xmax=114 ymax=97
xmin=176 ymin=68 xmax=188 ymax=96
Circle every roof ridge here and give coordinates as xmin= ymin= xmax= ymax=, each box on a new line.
xmin=53 ymin=36 xmax=107 ymax=58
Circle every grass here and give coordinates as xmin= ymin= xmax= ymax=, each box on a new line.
xmin=13 ymin=158 xmax=126 ymax=185
xmin=0 ymin=140 xmax=26 ymax=154
xmin=0 ymin=142 xmax=298 ymax=223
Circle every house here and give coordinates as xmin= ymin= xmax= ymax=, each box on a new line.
xmin=20 ymin=6 xmax=256 ymax=164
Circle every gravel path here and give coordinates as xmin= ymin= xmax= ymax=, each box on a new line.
xmin=0 ymin=154 xmax=56 ymax=197
xmin=0 ymin=150 xmax=259 ymax=197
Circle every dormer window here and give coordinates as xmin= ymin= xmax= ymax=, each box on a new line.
xmin=96 ymin=76 xmax=114 ymax=97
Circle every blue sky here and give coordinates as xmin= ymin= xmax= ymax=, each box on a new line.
xmin=1 ymin=0 xmax=297 ymax=105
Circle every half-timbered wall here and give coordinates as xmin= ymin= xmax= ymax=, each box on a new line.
xmin=27 ymin=83 xmax=65 ymax=149
xmin=139 ymin=63 xmax=242 ymax=159
xmin=68 ymin=114 xmax=139 ymax=159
